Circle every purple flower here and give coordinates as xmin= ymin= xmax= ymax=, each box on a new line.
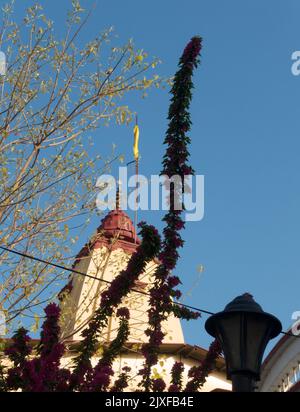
xmin=168 ymin=384 xmax=180 ymax=392
xmin=44 ymin=303 xmax=60 ymax=318
xmin=152 ymin=378 xmax=166 ymax=392
xmin=122 ymin=366 xmax=131 ymax=373
xmin=168 ymin=276 xmax=181 ymax=288
xmin=116 ymin=307 xmax=130 ymax=319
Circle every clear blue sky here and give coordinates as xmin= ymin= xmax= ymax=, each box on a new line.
xmin=13 ymin=0 xmax=300 ymax=350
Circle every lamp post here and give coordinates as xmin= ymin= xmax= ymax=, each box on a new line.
xmin=205 ymin=293 xmax=282 ymax=392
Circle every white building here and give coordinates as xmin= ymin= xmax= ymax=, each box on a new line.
xmin=258 ymin=332 xmax=300 ymax=392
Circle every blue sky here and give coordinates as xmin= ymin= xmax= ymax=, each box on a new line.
xmin=12 ymin=0 xmax=300 ymax=350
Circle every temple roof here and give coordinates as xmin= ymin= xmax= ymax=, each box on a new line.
xmin=72 ymin=205 xmax=140 ymax=269
xmin=97 ymin=184 xmax=140 ymax=244
xmin=99 ymin=208 xmax=139 ymax=244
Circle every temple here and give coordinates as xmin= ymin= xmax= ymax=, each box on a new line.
xmin=58 ymin=192 xmax=231 ymax=391
xmin=59 ymin=191 xmax=184 ymax=344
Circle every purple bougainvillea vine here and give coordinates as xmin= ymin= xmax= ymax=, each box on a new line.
xmin=184 ymin=340 xmax=222 ymax=392
xmin=85 ymin=307 xmax=130 ymax=392
xmin=168 ymin=361 xmax=185 ymax=392
xmin=4 ymin=327 xmax=32 ymax=391
xmin=110 ymin=365 xmax=131 ymax=392
xmin=5 ymin=303 xmax=71 ymax=392
xmin=139 ymin=36 xmax=202 ymax=391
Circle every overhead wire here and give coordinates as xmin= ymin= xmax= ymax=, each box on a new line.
xmin=1 ymin=245 xmax=299 ymax=339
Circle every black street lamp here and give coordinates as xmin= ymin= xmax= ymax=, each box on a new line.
xmin=205 ymin=293 xmax=282 ymax=392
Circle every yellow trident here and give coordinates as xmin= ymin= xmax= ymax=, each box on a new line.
xmin=133 ymin=123 xmax=139 ymax=161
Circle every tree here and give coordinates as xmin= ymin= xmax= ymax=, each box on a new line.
xmin=0 ymin=0 xmax=164 ymax=329
xmin=0 ymin=35 xmax=222 ymax=393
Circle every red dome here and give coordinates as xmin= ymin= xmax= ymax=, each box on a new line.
xmin=99 ymin=209 xmax=139 ymax=244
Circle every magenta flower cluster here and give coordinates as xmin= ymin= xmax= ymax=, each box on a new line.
xmin=5 ymin=304 xmax=70 ymax=392
xmin=184 ymin=340 xmax=222 ymax=392
xmin=139 ymin=36 xmax=203 ymax=392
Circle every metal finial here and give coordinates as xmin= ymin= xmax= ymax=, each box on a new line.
xmin=116 ymin=182 xmax=120 ymax=210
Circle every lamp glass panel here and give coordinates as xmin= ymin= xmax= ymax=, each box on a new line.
xmin=217 ymin=313 xmax=242 ymax=375
xmin=244 ymin=314 xmax=271 ymax=375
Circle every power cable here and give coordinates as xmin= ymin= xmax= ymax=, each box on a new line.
xmin=1 ymin=245 xmax=299 ymax=339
